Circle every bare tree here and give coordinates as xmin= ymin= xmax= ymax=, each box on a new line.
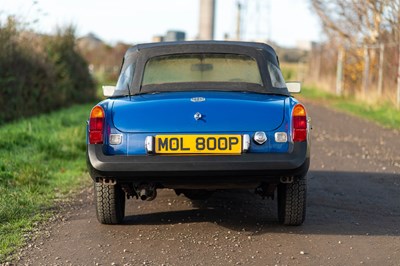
xmin=310 ymin=0 xmax=400 ymax=105
xmin=311 ymin=0 xmax=399 ymax=45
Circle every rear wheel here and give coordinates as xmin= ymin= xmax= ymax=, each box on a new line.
xmin=95 ymin=182 xmax=125 ymax=224
xmin=277 ymin=176 xmax=307 ymax=226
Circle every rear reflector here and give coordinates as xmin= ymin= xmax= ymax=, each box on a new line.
xmin=275 ymin=132 xmax=288 ymax=143
xmin=89 ymin=106 xmax=105 ymax=144
xmin=109 ymin=134 xmax=122 ymax=145
xmin=292 ymin=104 xmax=307 ymax=142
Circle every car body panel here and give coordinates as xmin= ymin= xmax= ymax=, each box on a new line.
xmin=112 ymin=91 xmax=286 ymax=133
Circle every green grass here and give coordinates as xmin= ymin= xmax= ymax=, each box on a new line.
xmin=299 ymin=86 xmax=400 ymax=130
xmin=0 ymin=103 xmax=93 ymax=262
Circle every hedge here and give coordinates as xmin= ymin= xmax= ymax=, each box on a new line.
xmin=0 ymin=18 xmax=96 ymax=124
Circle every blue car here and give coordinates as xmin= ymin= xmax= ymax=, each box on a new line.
xmin=87 ymin=41 xmax=310 ymax=225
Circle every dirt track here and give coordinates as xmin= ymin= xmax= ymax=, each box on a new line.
xmin=17 ymin=101 xmax=400 ymax=265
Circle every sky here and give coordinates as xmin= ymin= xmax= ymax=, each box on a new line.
xmin=0 ymin=0 xmax=322 ymax=47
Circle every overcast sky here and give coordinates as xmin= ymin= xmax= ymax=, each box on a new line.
xmin=1 ymin=0 xmax=322 ymax=47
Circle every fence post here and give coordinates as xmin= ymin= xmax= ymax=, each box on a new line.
xmin=377 ymin=43 xmax=384 ymax=97
xmin=362 ymin=46 xmax=370 ymax=96
xmin=315 ymin=45 xmax=321 ymax=81
xmin=336 ymin=47 xmax=344 ymax=96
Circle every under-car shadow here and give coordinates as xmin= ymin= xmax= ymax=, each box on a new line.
xmin=124 ymin=188 xmax=278 ymax=226
xmin=121 ymin=170 xmax=400 ymax=237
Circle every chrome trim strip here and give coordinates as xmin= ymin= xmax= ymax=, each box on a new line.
xmin=242 ymin=134 xmax=250 ymax=152
xmin=145 ymin=136 xmax=154 ymax=153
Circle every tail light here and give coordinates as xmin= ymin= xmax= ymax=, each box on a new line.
xmin=292 ymin=104 xmax=307 ymax=142
xmin=89 ymin=106 xmax=105 ymax=144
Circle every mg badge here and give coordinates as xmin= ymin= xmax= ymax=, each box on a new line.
xmin=194 ymin=112 xmax=202 ymax=120
xmin=191 ymin=97 xmax=206 ymax=102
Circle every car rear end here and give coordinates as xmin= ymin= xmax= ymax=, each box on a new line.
xmin=87 ymin=92 xmax=309 ymax=182
xmin=86 ymin=41 xmax=310 ymax=226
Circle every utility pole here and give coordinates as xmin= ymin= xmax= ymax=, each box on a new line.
xmin=236 ymin=1 xmax=242 ymax=41
xmin=266 ymin=0 xmax=271 ymax=42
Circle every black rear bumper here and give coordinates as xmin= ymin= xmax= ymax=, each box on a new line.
xmin=87 ymin=143 xmax=309 ymax=188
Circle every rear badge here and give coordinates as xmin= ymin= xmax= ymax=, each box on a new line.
xmin=194 ymin=112 xmax=202 ymax=120
xmin=191 ymin=97 xmax=206 ymax=102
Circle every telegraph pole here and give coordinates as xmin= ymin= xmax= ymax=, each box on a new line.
xmin=236 ymin=1 xmax=242 ymax=40
xmin=266 ymin=0 xmax=271 ymax=42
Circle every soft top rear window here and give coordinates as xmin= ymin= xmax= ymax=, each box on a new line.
xmin=141 ymin=53 xmax=263 ymax=86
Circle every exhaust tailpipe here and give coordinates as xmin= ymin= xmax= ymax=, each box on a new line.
xmin=137 ymin=185 xmax=157 ymax=201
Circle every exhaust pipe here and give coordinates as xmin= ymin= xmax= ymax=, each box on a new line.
xmin=137 ymin=185 xmax=157 ymax=201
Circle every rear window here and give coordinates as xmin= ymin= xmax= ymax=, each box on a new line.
xmin=142 ymin=53 xmax=263 ymax=86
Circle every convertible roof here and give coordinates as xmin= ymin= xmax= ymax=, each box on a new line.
xmin=125 ymin=41 xmax=277 ymax=58
xmin=125 ymin=41 xmax=279 ymax=65
xmin=116 ymin=41 xmax=289 ymax=96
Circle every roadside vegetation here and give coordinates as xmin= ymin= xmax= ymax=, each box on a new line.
xmin=309 ymin=1 xmax=400 ymax=108
xmin=0 ymin=17 xmax=95 ymax=125
xmin=0 ymin=103 xmax=93 ymax=261
xmin=281 ymin=64 xmax=400 ymax=130
xmin=299 ymin=86 xmax=400 ymax=130
xmin=0 ymin=15 xmax=97 ymax=261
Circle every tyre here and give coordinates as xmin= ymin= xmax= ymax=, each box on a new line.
xmin=95 ymin=182 xmax=126 ymax=224
xmin=277 ymin=176 xmax=307 ymax=226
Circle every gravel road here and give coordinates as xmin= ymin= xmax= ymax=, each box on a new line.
xmin=16 ymin=101 xmax=400 ymax=266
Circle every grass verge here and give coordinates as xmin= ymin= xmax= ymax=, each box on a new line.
xmin=298 ymin=86 xmax=400 ymax=130
xmin=0 ymin=103 xmax=93 ymax=262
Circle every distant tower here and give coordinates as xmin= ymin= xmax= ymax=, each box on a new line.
xmin=198 ymin=0 xmax=215 ymax=40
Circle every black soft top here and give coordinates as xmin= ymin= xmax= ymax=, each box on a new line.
xmin=118 ymin=41 xmax=289 ymax=96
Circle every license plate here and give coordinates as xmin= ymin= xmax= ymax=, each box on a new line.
xmin=155 ymin=135 xmax=242 ymax=154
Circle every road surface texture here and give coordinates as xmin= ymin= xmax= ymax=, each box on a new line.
xmin=16 ymin=101 xmax=400 ymax=266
